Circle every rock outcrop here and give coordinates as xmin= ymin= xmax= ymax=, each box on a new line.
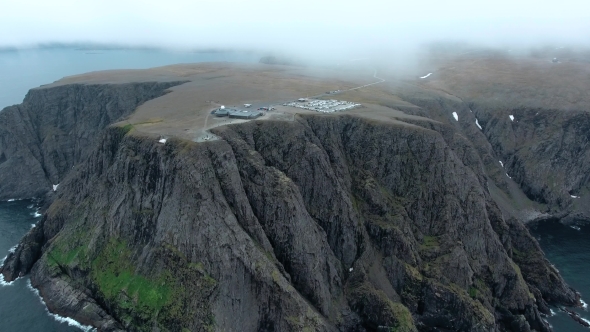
xmin=2 ymin=113 xmax=579 ymax=331
xmin=0 ymin=65 xmax=587 ymax=331
xmin=0 ymin=81 xmax=184 ymax=200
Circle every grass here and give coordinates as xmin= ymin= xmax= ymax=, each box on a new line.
xmin=133 ymin=118 xmax=165 ymax=126
xmin=421 ymin=235 xmax=439 ymax=248
xmin=120 ymin=123 xmax=134 ymax=135
xmin=47 ymin=245 xmax=85 ymax=268
xmin=91 ymin=240 xmax=171 ymax=316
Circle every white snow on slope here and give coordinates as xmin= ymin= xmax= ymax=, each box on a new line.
xmin=420 ymin=73 xmax=432 ymax=79
xmin=158 ymin=138 xmax=167 ymax=144
xmin=499 ymin=161 xmax=504 ymax=167
xmin=452 ymin=112 xmax=458 ymax=121
xmin=509 ymin=115 xmax=514 ymax=121
xmin=475 ymin=119 xmax=482 ymax=129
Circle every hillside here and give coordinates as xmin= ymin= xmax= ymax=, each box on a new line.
xmin=1 ymin=54 xmax=589 ymax=331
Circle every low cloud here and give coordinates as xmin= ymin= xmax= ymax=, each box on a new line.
xmin=1 ymin=0 xmax=589 ymax=61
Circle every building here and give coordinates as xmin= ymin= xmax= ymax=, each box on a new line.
xmin=229 ymin=110 xmax=264 ymax=119
xmin=211 ymin=106 xmax=264 ymax=119
xmin=212 ymin=108 xmax=231 ymax=117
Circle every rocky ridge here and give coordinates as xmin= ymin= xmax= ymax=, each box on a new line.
xmin=0 ymin=64 xmax=588 ymax=331
xmin=1 ymin=112 xmax=581 ymax=331
xmin=0 ymin=81 xmax=185 ymax=200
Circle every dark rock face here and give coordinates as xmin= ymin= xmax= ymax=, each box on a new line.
xmin=0 ymin=76 xmax=586 ymax=331
xmin=0 ymin=82 xmax=184 ymax=200
xmin=2 ymin=113 xmax=578 ymax=331
xmin=473 ymin=107 xmax=590 ymax=221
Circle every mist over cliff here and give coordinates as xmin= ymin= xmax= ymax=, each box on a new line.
xmin=1 ymin=52 xmax=589 ymax=330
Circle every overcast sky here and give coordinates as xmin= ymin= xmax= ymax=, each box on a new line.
xmin=2 ymin=0 xmax=589 ymax=55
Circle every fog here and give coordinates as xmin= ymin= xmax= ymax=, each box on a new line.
xmin=1 ymin=0 xmax=589 ymax=61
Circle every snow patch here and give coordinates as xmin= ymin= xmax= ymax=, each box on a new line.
xmin=469 ymin=108 xmax=473 ymax=113
xmin=158 ymin=138 xmax=167 ymax=144
xmin=475 ymin=119 xmax=482 ymax=129
xmin=26 ymin=279 xmax=96 ymax=331
xmin=52 ymin=184 xmax=59 ymax=192
xmin=420 ymin=73 xmax=432 ymax=79
xmin=506 ymin=173 xmax=512 ymax=179
xmin=499 ymin=161 xmax=504 ymax=167
xmin=571 ymin=195 xmax=580 ymax=198
xmin=571 ymin=225 xmax=581 ymax=231
xmin=509 ymin=115 xmax=514 ymax=121
xmin=7 ymin=199 xmax=15 ymax=202
xmin=349 ymin=267 xmax=353 ymax=272
xmin=452 ymin=112 xmax=458 ymax=121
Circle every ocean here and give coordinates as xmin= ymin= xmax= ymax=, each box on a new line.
xmin=0 ymin=47 xmax=257 ymax=331
xmin=530 ymin=220 xmax=590 ymax=331
xmin=0 ymin=47 xmax=588 ymax=331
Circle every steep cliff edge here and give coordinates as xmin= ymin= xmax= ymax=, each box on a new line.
xmin=0 ymin=81 xmax=185 ymax=200
xmin=2 ymin=115 xmax=578 ymax=331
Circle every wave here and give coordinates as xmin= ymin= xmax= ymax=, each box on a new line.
xmin=26 ymin=279 xmax=96 ymax=331
xmin=0 ymin=273 xmax=13 ymax=287
xmin=0 ymin=246 xmax=18 ymax=287
xmin=582 ymin=299 xmax=588 ymax=310
xmin=33 ymin=211 xmax=42 ymax=218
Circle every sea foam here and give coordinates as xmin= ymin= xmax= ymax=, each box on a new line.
xmin=0 ymin=273 xmax=13 ymax=287
xmin=26 ymin=279 xmax=96 ymax=331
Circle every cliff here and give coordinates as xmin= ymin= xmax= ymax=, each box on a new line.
xmin=0 ymin=81 xmax=185 ymax=200
xmin=1 ymin=115 xmax=579 ymax=331
xmin=1 ymin=60 xmax=588 ymax=331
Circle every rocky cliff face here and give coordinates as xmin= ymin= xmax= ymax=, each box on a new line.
xmin=2 ymin=113 xmax=579 ymax=331
xmin=394 ymin=88 xmax=590 ymax=224
xmin=473 ymin=106 xmax=590 ymax=221
xmin=0 ymin=82 xmax=184 ymax=200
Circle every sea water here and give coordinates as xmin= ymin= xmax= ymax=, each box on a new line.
xmin=0 ymin=200 xmax=86 ymax=331
xmin=0 ymin=46 xmax=257 ymax=331
xmin=530 ymin=220 xmax=590 ymax=331
xmin=0 ymin=47 xmax=258 ymax=108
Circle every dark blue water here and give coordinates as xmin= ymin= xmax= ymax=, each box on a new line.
xmin=0 ymin=200 xmax=89 ymax=331
xmin=530 ymin=221 xmax=590 ymax=331
xmin=0 ymin=47 xmax=258 ymax=331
